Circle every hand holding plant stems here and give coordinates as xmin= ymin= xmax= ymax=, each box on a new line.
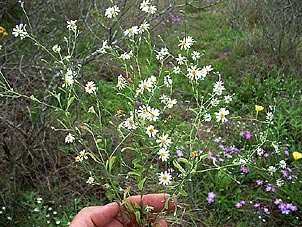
xmin=70 ymin=194 xmax=177 ymax=227
xmin=3 ymin=1 xmax=301 ymax=226
xmin=4 ymin=1 xmax=245 ymax=225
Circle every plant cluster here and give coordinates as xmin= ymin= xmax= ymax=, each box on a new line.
xmin=1 ymin=1 xmax=301 ymax=226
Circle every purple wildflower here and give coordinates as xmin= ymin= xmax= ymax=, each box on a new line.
xmin=280 ymin=93 xmax=286 ymax=98
xmin=245 ymin=130 xmax=251 ymax=139
xmin=239 ymin=131 xmax=245 ymax=137
xmin=236 ymin=200 xmax=245 ymax=208
xmin=274 ymin=199 xmax=282 ymax=205
xmin=265 ymin=184 xmax=275 ymax=193
xmin=263 ymin=207 xmax=270 ymax=214
xmin=256 ymin=180 xmax=264 ymax=185
xmin=235 ymin=202 xmax=242 ymax=208
xmin=214 ymin=137 xmax=221 ymax=142
xmin=253 ymin=202 xmax=261 ymax=208
xmin=155 ymin=68 xmax=160 ymax=73
xmin=176 ymin=150 xmax=183 ymax=157
xmin=195 ymin=131 xmax=201 ymax=139
xmin=240 ymin=165 xmax=249 ymax=174
xmin=121 ymin=71 xmax=127 ymax=77
xmin=206 ymin=192 xmax=215 ymax=204
xmin=135 ymin=101 xmax=141 ymax=107
xmin=284 ymin=150 xmax=289 ymax=156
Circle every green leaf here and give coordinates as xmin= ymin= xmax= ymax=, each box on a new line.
xmin=134 ymin=211 xmax=141 ymax=223
xmin=138 ymin=177 xmax=147 ymax=191
xmin=108 ymin=156 xmax=116 ymax=173
xmin=66 ymin=96 xmax=75 ymax=110
xmin=179 ymin=189 xmax=188 ymax=196
xmin=173 ymin=160 xmax=186 ymax=174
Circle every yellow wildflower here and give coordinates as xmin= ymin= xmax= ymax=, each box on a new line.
xmin=116 ymin=109 xmax=123 ymax=115
xmin=190 ymin=151 xmax=198 ymax=158
xmin=255 ymin=105 xmax=264 ymax=113
xmin=0 ymin=26 xmax=5 ymax=33
xmin=293 ymin=152 xmax=302 ymax=160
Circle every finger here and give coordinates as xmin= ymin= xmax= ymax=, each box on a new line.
xmin=155 ymin=219 xmax=168 ymax=227
xmin=70 ymin=202 xmax=120 ymax=227
xmin=127 ymin=194 xmax=177 ymax=212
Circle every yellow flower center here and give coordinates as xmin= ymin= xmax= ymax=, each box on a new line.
xmin=160 ymin=138 xmax=167 ymax=144
xmin=191 ymin=70 xmax=197 ymax=75
xmin=220 ymin=112 xmax=225 ymax=118
xmin=162 ymin=175 xmax=167 ymax=181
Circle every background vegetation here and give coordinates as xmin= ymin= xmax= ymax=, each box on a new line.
xmin=1 ymin=0 xmax=301 ymax=226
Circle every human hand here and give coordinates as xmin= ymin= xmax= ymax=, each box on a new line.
xmin=70 ymin=194 xmax=177 ymax=227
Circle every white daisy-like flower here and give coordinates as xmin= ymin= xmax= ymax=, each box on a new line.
xmin=279 ymin=160 xmax=286 ymax=169
xmin=191 ymin=51 xmax=201 ymax=60
xmin=210 ymin=98 xmax=219 ymax=107
xmin=148 ymin=107 xmax=160 ymax=122
xmin=123 ymin=113 xmax=137 ymax=130
xmin=12 ymin=24 xmax=28 ymax=39
xmin=201 ymin=65 xmax=213 ymax=78
xmin=158 ymin=148 xmax=170 ymax=161
xmin=164 ymin=75 xmax=172 ymax=87
xmin=156 ymin=47 xmax=169 ymax=61
xmin=140 ymin=0 xmax=150 ymax=11
xmin=215 ymin=108 xmax=229 ymax=123
xmin=276 ymin=179 xmax=284 ymax=187
xmin=138 ymin=79 xmax=153 ymax=93
xmin=97 ymin=40 xmax=111 ymax=54
xmin=156 ymin=133 xmax=172 ymax=148
xmin=86 ymin=176 xmax=95 ymax=184
xmin=105 ymin=5 xmax=120 ymax=18
xmin=166 ymin=98 xmax=177 ymax=109
xmin=63 ymin=74 xmax=74 ymax=87
xmin=224 ymin=95 xmax=233 ymax=104
xmin=267 ymin=166 xmax=276 ymax=175
xmin=160 ymin=94 xmax=169 ymax=103
xmin=88 ymin=106 xmax=96 ymax=113
xmin=124 ymin=26 xmax=139 ymax=38
xmin=139 ymin=22 xmax=150 ymax=33
xmin=85 ymin=81 xmax=96 ymax=94
xmin=67 ymin=20 xmax=77 ymax=31
xmin=146 ymin=125 xmax=159 ymax=137
xmin=213 ymin=81 xmax=225 ymax=96
xmin=173 ymin=66 xmax=181 ymax=74
xmin=178 ymin=36 xmax=195 ymax=50
xmin=149 ymin=75 xmax=157 ymax=83
xmin=203 ymin=113 xmax=212 ymax=122
xmin=158 ymin=171 xmax=172 ymax=185
xmin=175 ymin=54 xmax=187 ymax=65
xmin=52 ymin=44 xmax=61 ymax=53
xmin=147 ymin=5 xmax=157 ymax=14
xmin=187 ymin=65 xmax=202 ymax=80
xmin=65 ymin=133 xmax=75 ymax=143
xmin=116 ymin=75 xmax=127 ymax=90
xmin=119 ymin=50 xmax=133 ymax=60
xmin=79 ymin=150 xmax=88 ymax=160
xmin=138 ymin=105 xmax=150 ymax=119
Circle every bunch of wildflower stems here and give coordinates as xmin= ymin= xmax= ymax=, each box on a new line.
xmin=1 ymin=1 xmax=283 ymax=226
